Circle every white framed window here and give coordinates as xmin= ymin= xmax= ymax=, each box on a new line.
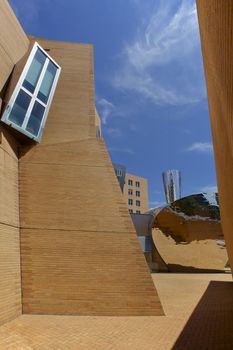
xmin=1 ymin=42 xmax=61 ymax=143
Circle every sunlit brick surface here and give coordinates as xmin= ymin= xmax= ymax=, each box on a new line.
xmin=0 ymin=273 xmax=232 ymax=350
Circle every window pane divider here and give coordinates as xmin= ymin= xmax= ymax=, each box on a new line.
xmin=1 ymin=42 xmax=61 ymax=142
xmin=21 ymin=58 xmax=49 ymax=129
xmin=20 ymin=86 xmax=33 ymax=97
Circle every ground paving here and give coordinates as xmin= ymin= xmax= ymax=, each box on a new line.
xmin=0 ymin=273 xmax=232 ymax=349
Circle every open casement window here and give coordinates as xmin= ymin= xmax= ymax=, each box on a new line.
xmin=1 ymin=42 xmax=61 ymax=142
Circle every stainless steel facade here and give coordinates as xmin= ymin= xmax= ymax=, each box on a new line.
xmin=162 ymin=169 xmax=181 ymax=204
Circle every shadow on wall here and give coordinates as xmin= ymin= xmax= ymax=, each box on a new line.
xmin=172 ymin=281 xmax=233 ymax=350
xmin=167 ymin=264 xmax=224 ymax=273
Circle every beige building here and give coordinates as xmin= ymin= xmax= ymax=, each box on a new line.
xmin=124 ymin=173 xmax=149 ymax=214
xmin=0 ymin=0 xmax=163 ymax=325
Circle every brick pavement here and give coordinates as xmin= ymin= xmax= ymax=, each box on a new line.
xmin=0 ymin=273 xmax=232 ymax=350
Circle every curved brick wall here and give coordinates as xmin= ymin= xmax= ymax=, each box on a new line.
xmin=197 ymin=0 xmax=233 ymax=271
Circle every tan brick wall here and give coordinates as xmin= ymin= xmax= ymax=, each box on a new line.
xmin=0 ymin=0 xmax=29 ymax=326
xmin=0 ymin=127 xmax=21 ymax=325
xmin=16 ymin=38 xmax=163 ymax=316
xmin=196 ymin=1 xmax=233 ymax=271
xmin=124 ymin=173 xmax=148 ymax=214
xmin=0 ymin=0 xmax=28 ymax=92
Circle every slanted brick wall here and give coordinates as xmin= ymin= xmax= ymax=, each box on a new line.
xmin=17 ymin=39 xmax=163 ymax=316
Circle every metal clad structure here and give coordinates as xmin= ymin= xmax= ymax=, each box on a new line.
xmin=162 ymin=170 xmax=181 ymax=204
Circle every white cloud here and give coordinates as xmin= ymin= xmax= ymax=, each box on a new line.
xmin=199 ymin=185 xmax=218 ymax=193
xmin=113 ymin=0 xmax=205 ymax=105
xmin=96 ymin=98 xmax=115 ymax=125
xmin=186 ymin=142 xmax=213 ymax=153
xmin=126 ymin=1 xmax=197 ymax=69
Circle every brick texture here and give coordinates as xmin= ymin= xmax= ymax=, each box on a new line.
xmin=16 ymin=39 xmax=163 ymax=316
xmin=0 ymin=127 xmax=21 ymax=325
xmin=196 ymin=0 xmax=233 ymax=272
xmin=0 ymin=0 xmax=28 ymax=91
xmin=0 ymin=273 xmax=231 ymax=350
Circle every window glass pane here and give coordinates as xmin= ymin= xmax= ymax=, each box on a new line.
xmin=26 ymin=101 xmax=45 ymax=136
xmin=23 ymin=49 xmax=46 ymax=93
xmin=8 ymin=89 xmax=31 ymax=126
xmin=37 ymin=61 xmax=57 ymax=103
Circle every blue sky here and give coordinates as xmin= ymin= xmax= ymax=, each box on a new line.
xmin=9 ymin=0 xmax=217 ymax=207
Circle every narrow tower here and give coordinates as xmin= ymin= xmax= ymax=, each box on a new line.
xmin=162 ymin=170 xmax=181 ymax=204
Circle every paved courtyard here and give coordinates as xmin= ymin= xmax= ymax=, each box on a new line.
xmin=0 ymin=273 xmax=232 ymax=349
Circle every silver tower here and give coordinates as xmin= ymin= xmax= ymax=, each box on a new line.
xmin=162 ymin=170 xmax=181 ymax=204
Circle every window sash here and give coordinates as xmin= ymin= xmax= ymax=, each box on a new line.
xmin=1 ymin=42 xmax=61 ymax=142
xmin=22 ymin=49 xmax=46 ymax=93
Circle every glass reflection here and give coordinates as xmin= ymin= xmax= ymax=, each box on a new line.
xmin=23 ymin=49 xmax=46 ymax=93
xmin=8 ymin=89 xmax=31 ymax=126
xmin=37 ymin=61 xmax=57 ymax=103
xmin=26 ymin=101 xmax=45 ymax=136
xmin=162 ymin=170 xmax=181 ymax=204
xmin=170 ymin=193 xmax=220 ymax=220
xmin=155 ymin=193 xmax=223 ymax=243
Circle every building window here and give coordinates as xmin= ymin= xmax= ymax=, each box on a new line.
xmin=128 ymin=209 xmax=133 ymax=214
xmin=136 ymin=210 xmax=141 ymax=214
xmin=136 ymin=200 xmax=140 ymax=207
xmin=128 ymin=179 xmax=133 ymax=186
xmin=1 ymin=42 xmax=61 ymax=143
xmin=136 ymin=191 xmax=140 ymax=197
xmin=128 ymin=199 xmax=133 ymax=206
xmin=136 ymin=181 xmax=140 ymax=187
xmin=128 ymin=189 xmax=133 ymax=195
xmin=116 ymin=169 xmax=123 ymax=177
